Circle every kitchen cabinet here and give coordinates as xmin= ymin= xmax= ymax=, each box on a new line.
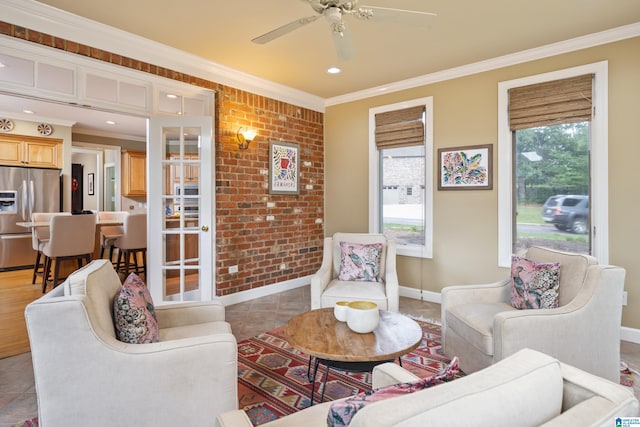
xmin=170 ymin=153 xmax=199 ymax=184
xmin=0 ymin=134 xmax=62 ymax=168
xmin=122 ymin=150 xmax=146 ymax=197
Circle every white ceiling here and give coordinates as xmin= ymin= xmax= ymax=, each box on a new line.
xmin=0 ymin=94 xmax=147 ymax=139
xmin=2 ymin=0 xmax=640 ymax=139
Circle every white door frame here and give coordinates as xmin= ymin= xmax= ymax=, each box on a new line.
xmin=147 ymin=114 xmax=215 ymax=304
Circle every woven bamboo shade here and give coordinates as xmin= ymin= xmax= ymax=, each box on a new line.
xmin=508 ymin=74 xmax=593 ymax=131
xmin=375 ymin=105 xmax=425 ymax=149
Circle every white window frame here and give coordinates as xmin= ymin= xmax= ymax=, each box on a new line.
xmin=497 ymin=61 xmax=609 ymax=267
xmin=368 ymin=96 xmax=434 ymax=259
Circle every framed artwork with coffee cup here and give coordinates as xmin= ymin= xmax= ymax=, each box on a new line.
xmin=269 ymin=141 xmax=300 ymax=195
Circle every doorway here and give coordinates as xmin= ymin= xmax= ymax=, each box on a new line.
xmin=104 ymin=164 xmax=116 ymax=211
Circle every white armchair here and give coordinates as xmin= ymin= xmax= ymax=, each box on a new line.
xmin=311 ymin=232 xmax=399 ymax=312
xmin=25 ymin=259 xmax=237 ymax=427
xmin=441 ymin=246 xmax=626 ymax=382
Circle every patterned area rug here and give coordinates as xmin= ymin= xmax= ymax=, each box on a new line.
xmin=237 ymin=318 xmax=457 ymax=426
xmin=16 ymin=317 xmax=636 ymax=427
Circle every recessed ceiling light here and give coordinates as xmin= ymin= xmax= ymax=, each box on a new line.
xmin=105 ymin=120 xmax=116 ymax=125
xmin=166 ymin=94 xmax=178 ymax=99
xmin=23 ymin=109 xmax=34 ymax=114
xmin=327 ymin=67 xmax=341 ymax=74
xmin=0 ymin=62 xmax=6 ymax=68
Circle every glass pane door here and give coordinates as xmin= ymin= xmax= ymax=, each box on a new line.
xmin=148 ymin=116 xmax=213 ymax=303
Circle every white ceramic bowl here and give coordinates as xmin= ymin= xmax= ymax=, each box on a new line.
xmin=346 ymin=301 xmax=379 ymax=333
xmin=334 ymin=301 xmax=350 ymax=322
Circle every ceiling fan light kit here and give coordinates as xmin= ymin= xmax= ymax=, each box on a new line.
xmin=251 ymin=0 xmax=436 ymax=61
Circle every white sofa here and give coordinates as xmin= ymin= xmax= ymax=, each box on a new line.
xmin=25 ymin=259 xmax=238 ymax=427
xmin=311 ymin=232 xmax=399 ymax=312
xmin=218 ymin=348 xmax=639 ymax=427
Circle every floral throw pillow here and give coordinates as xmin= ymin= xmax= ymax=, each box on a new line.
xmin=113 ymin=273 xmax=159 ymax=344
xmin=327 ymin=357 xmax=459 ymax=427
xmin=337 ymin=242 xmax=383 ymax=283
xmin=510 ymin=255 xmax=560 ymax=310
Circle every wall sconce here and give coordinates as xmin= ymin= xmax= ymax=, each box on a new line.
xmin=236 ymin=127 xmax=257 ymax=150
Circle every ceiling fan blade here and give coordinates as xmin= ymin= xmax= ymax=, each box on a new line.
xmin=358 ymin=6 xmax=436 ymax=27
xmin=331 ymin=21 xmax=355 ymax=61
xmin=252 ymin=15 xmax=320 ymax=44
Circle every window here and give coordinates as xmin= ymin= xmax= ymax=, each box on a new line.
xmin=369 ymin=97 xmax=433 ymax=258
xmin=498 ymin=62 xmax=609 ymax=266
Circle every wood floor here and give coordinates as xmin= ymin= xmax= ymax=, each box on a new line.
xmin=0 ymin=268 xmax=43 ymax=358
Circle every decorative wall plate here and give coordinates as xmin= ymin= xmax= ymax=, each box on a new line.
xmin=0 ymin=118 xmax=14 ymax=132
xmin=37 ymin=123 xmax=53 ymax=136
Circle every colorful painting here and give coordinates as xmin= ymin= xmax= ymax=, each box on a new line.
xmin=269 ymin=141 xmax=299 ymax=195
xmin=438 ymin=144 xmax=493 ymax=190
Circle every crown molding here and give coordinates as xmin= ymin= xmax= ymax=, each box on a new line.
xmin=72 ymin=128 xmax=146 ymax=143
xmin=325 ymin=21 xmax=640 ymax=107
xmin=3 ymin=0 xmax=325 ymax=112
xmin=4 ymin=1 xmax=639 ymax=111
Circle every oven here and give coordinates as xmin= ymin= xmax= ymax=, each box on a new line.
xmin=174 ymin=184 xmax=199 ymax=218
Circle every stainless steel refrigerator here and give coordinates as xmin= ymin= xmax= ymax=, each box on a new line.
xmin=0 ymin=166 xmax=61 ymax=270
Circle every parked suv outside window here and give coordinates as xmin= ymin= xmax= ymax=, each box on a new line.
xmin=542 ymin=195 xmax=589 ymax=234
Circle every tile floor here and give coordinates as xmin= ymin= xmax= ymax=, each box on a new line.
xmin=0 ymin=286 xmax=638 ymax=426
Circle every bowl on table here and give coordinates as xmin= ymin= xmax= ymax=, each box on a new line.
xmin=346 ymin=301 xmax=379 ymax=333
xmin=334 ymin=301 xmax=350 ymax=322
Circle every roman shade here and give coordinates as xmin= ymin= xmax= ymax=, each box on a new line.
xmin=375 ymin=105 xmax=425 ymax=149
xmin=508 ymin=74 xmax=593 ymax=131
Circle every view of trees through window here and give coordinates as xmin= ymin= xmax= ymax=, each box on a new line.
xmin=514 ymin=122 xmax=590 ymax=254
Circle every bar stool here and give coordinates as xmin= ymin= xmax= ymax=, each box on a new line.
xmin=30 ymin=212 xmax=70 ymax=285
xmin=41 ymin=213 xmax=97 ymax=292
xmin=97 ymin=211 xmax=128 ymax=263
xmin=113 ymin=213 xmax=147 ymax=279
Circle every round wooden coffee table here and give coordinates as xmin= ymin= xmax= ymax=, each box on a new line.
xmin=285 ymin=308 xmax=422 ymax=405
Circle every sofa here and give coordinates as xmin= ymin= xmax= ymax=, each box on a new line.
xmin=441 ymin=246 xmax=626 ymax=381
xmin=218 ymin=348 xmax=639 ymax=427
xmin=25 ymin=259 xmax=238 ymax=427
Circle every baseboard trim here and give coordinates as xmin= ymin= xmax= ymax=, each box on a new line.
xmin=621 ymin=326 xmax=640 ymax=345
xmin=219 ymin=275 xmax=312 ymax=306
xmin=399 ymin=286 xmax=442 ymax=304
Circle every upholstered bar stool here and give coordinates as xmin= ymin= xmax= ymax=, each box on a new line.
xmin=97 ymin=211 xmax=128 ymax=263
xmin=113 ymin=213 xmax=147 ymax=279
xmin=30 ymin=212 xmax=70 ymax=285
xmin=41 ymin=213 xmax=97 ymax=292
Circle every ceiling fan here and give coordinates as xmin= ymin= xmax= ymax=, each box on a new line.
xmin=251 ymin=0 xmax=436 ymax=61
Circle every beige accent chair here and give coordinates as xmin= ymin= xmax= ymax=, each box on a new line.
xmin=25 ymin=259 xmax=238 ymax=427
xmin=113 ymin=212 xmax=146 ymax=278
xmin=441 ymin=246 xmax=626 ymax=382
xmin=41 ymin=212 xmax=96 ymax=292
xmin=30 ymin=212 xmax=70 ymax=284
xmin=97 ymin=210 xmax=127 ymax=262
xmin=311 ymin=233 xmax=399 ymax=312
xmin=218 ymin=348 xmax=639 ymax=427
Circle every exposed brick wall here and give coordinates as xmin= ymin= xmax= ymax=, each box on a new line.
xmin=0 ymin=22 xmax=325 ymax=296
xmin=216 ymin=89 xmax=324 ymax=295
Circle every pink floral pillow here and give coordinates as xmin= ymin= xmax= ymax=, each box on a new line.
xmin=113 ymin=273 xmax=159 ymax=344
xmin=510 ymin=255 xmax=560 ymax=309
xmin=327 ymin=357 xmax=459 ymax=426
xmin=337 ymin=242 xmax=383 ymax=283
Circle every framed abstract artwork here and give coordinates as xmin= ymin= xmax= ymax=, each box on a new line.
xmin=438 ymin=144 xmax=493 ymax=190
xmin=269 ymin=141 xmax=300 ymax=195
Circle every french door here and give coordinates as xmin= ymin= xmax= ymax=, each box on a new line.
xmin=147 ymin=116 xmax=214 ymax=303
